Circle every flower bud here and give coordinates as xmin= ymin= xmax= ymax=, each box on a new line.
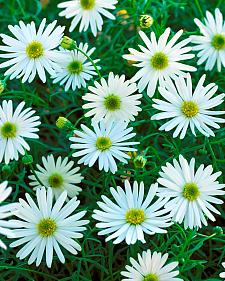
xmin=0 ymin=80 xmax=5 ymax=94
xmin=139 ymin=15 xmax=154 ymax=29
xmin=134 ymin=155 xmax=147 ymax=169
xmin=61 ymin=36 xmax=77 ymax=50
xmin=22 ymin=154 xmax=33 ymax=165
xmin=56 ymin=117 xmax=73 ymax=130
xmin=213 ymin=226 xmax=223 ymax=235
xmin=2 ymin=164 xmax=11 ymax=173
xmin=117 ymin=9 xmax=129 ymax=19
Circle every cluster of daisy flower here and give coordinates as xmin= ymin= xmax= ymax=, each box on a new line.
xmin=0 ymin=1 xmax=224 ymax=280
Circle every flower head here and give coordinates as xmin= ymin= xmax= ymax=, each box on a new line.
xmin=8 ymin=187 xmax=89 ymax=267
xmin=58 ymin=0 xmax=118 ymax=36
xmin=151 ymin=73 xmax=225 ymax=139
xmin=69 ymin=121 xmax=139 ymax=174
xmin=52 ymin=43 xmax=100 ymax=91
xmin=191 ymin=8 xmax=225 ymax=72
xmin=121 ymin=249 xmax=183 ymax=281
xmin=220 ymin=262 xmax=225 ymax=279
xmin=0 ymin=181 xmax=14 ymax=249
xmin=157 ymin=155 xmax=225 ymax=229
xmin=0 ymin=19 xmax=64 ymax=83
xmin=123 ymin=28 xmax=196 ymax=97
xmin=0 ymin=100 xmax=40 ymax=164
xmin=93 ymin=180 xmax=172 ymax=244
xmin=29 ymin=155 xmax=84 ymax=199
xmin=83 ymin=72 xmax=142 ymax=123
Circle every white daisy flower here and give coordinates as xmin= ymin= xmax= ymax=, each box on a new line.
xmin=0 ymin=181 xmax=14 ymax=249
xmin=0 ymin=18 xmax=64 ymax=83
xmin=191 ymin=8 xmax=225 ymax=72
xmin=69 ymin=121 xmax=139 ymax=174
xmin=82 ymin=72 xmax=142 ymax=123
xmin=28 ymin=155 xmax=84 ymax=199
xmin=58 ymin=0 xmax=118 ymax=37
xmin=123 ymin=28 xmax=196 ymax=97
xmin=121 ymin=249 xmax=183 ymax=281
xmin=157 ymin=155 xmax=225 ymax=229
xmin=8 ymin=187 xmax=89 ymax=268
xmin=220 ymin=263 xmax=225 ymax=279
xmin=0 ymin=100 xmax=40 ymax=164
xmin=151 ymin=73 xmax=225 ymax=139
xmin=92 ymin=180 xmax=172 ymax=245
xmin=52 ymin=43 xmax=100 ymax=91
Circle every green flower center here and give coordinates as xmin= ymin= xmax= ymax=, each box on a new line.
xmin=67 ymin=60 xmax=83 ymax=74
xmin=150 ymin=52 xmax=169 ymax=70
xmin=37 ymin=218 xmax=57 ymax=237
xmin=26 ymin=41 xmax=44 ymax=59
xmin=143 ymin=274 xmax=159 ymax=281
xmin=126 ymin=208 xmax=145 ymax=225
xmin=48 ymin=173 xmax=64 ymax=189
xmin=80 ymin=0 xmax=95 ymax=10
xmin=183 ymin=183 xmax=200 ymax=201
xmin=96 ymin=136 xmax=112 ymax=151
xmin=211 ymin=34 xmax=225 ymax=50
xmin=0 ymin=122 xmax=17 ymax=138
xmin=104 ymin=94 xmax=121 ymax=111
xmin=181 ymin=101 xmax=199 ymax=118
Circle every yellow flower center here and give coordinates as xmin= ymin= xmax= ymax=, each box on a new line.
xmin=80 ymin=0 xmax=95 ymax=10
xmin=126 ymin=208 xmax=145 ymax=225
xmin=183 ymin=183 xmax=200 ymax=201
xmin=104 ymin=94 xmax=121 ymax=111
xmin=26 ymin=41 xmax=44 ymax=59
xmin=143 ymin=274 xmax=159 ymax=281
xmin=211 ymin=34 xmax=225 ymax=50
xmin=37 ymin=218 xmax=57 ymax=237
xmin=67 ymin=60 xmax=83 ymax=74
xmin=0 ymin=122 xmax=17 ymax=138
xmin=181 ymin=101 xmax=199 ymax=118
xmin=48 ymin=173 xmax=64 ymax=189
xmin=150 ymin=52 xmax=169 ymax=70
xmin=96 ymin=136 xmax=112 ymax=151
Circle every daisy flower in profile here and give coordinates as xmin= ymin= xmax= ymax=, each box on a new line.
xmin=0 ymin=100 xmax=40 ymax=164
xmin=0 ymin=181 xmax=14 ymax=249
xmin=93 ymin=180 xmax=172 ymax=244
xmin=151 ymin=74 xmax=225 ymax=139
xmin=0 ymin=19 xmax=64 ymax=83
xmin=121 ymin=249 xmax=183 ymax=281
xmin=58 ymin=0 xmax=118 ymax=36
xmin=28 ymin=155 xmax=83 ymax=199
xmin=8 ymin=187 xmax=89 ymax=268
xmin=220 ymin=263 xmax=225 ymax=279
xmin=191 ymin=9 xmax=225 ymax=72
xmin=82 ymin=72 xmax=142 ymax=123
xmin=52 ymin=43 xmax=100 ymax=91
xmin=123 ymin=28 xmax=196 ymax=97
xmin=157 ymin=155 xmax=225 ymax=229
xmin=69 ymin=121 xmax=139 ymax=174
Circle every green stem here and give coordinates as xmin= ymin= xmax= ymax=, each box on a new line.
xmin=194 ymin=0 xmax=204 ymax=18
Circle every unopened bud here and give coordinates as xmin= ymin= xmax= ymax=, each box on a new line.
xmin=56 ymin=117 xmax=73 ymax=130
xmin=61 ymin=36 xmax=77 ymax=50
xmin=139 ymin=15 xmax=154 ymax=29
xmin=134 ymin=155 xmax=147 ymax=168
xmin=22 ymin=154 xmax=33 ymax=165
xmin=213 ymin=226 xmax=223 ymax=235
xmin=0 ymin=80 xmax=5 ymax=94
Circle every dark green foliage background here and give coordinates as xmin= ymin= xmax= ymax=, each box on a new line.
xmin=0 ymin=0 xmax=224 ymax=280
